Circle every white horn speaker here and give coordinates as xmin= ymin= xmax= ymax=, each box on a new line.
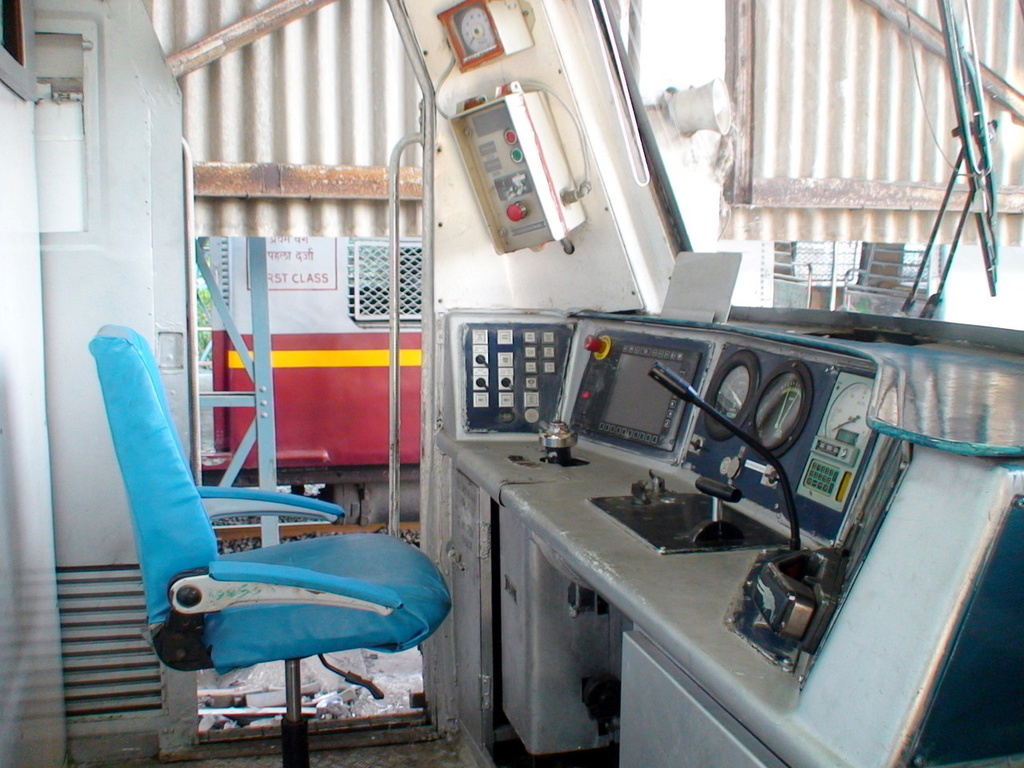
xmin=662 ymin=79 xmax=733 ymax=135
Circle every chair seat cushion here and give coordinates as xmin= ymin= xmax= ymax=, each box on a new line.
xmin=203 ymin=533 xmax=451 ymax=671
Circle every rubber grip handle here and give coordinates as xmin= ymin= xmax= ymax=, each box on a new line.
xmin=695 ymin=477 xmax=742 ymax=503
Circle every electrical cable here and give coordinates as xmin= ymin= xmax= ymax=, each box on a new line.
xmin=431 ymin=50 xmax=591 ymax=201
xmin=317 ymin=654 xmax=385 ymax=700
xmin=516 ymin=79 xmax=593 ymax=201
xmin=901 ymin=0 xmax=956 ymax=168
xmin=432 ymin=48 xmax=457 ymax=121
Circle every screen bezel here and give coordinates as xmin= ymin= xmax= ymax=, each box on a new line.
xmin=571 ymin=334 xmax=705 ymax=453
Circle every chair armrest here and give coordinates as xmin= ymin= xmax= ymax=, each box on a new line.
xmin=169 ymin=561 xmax=401 ymax=616
xmin=198 ymin=486 xmax=343 ymax=522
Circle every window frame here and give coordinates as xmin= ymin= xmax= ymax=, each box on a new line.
xmin=0 ymin=0 xmax=35 ymax=101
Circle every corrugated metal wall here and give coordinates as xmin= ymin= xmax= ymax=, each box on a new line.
xmin=727 ymin=0 xmax=1024 ymax=245
xmin=147 ymin=0 xmax=423 ymax=237
xmin=145 ymin=1 xmax=1022 ymax=245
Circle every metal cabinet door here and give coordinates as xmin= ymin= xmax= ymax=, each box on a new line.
xmin=449 ymin=471 xmax=496 ymax=751
xmin=620 ymin=630 xmax=787 ymax=768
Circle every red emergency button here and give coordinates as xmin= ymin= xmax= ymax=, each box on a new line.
xmin=504 ymin=129 xmax=517 ymax=145
xmin=584 ymin=334 xmax=612 ymax=360
xmin=506 ymin=202 xmax=528 ymax=222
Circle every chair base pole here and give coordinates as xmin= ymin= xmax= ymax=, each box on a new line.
xmin=282 ymin=658 xmax=309 ymax=768
xmin=281 ymin=717 xmax=309 ymax=768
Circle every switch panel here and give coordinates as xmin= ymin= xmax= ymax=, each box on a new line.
xmin=463 ymin=322 xmax=573 ymax=432
xmin=450 ymin=82 xmax=586 ymax=254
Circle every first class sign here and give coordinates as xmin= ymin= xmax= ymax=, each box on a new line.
xmin=257 ymin=237 xmax=339 ymax=291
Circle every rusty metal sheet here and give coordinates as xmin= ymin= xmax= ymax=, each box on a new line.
xmin=723 ymin=0 xmax=1024 ymax=245
xmin=752 ymin=177 xmax=1024 ymax=212
xmin=166 ymin=0 xmax=340 ymax=78
xmin=193 ymin=162 xmax=423 ymax=201
xmin=149 ymin=0 xmax=423 ymax=236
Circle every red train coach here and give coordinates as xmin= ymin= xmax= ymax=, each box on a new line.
xmin=201 ymin=236 xmax=423 ymax=521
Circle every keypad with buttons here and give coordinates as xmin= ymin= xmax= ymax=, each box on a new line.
xmin=463 ymin=322 xmax=573 ymax=432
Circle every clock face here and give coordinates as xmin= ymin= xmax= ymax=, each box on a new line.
xmin=457 ymin=5 xmax=498 ymax=55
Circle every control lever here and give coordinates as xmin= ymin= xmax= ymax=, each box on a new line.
xmin=648 ymin=362 xmax=801 ymax=551
xmin=691 ymin=476 xmax=745 ymax=545
xmin=695 ymin=476 xmax=742 ymax=503
xmin=631 ymin=470 xmax=665 ymax=505
xmin=747 ymin=548 xmax=844 ymax=645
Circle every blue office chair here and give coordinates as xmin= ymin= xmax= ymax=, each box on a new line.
xmin=89 ymin=325 xmax=451 ymax=768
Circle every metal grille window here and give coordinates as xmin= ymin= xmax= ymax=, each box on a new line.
xmin=197 ymin=236 xmax=232 ymax=307
xmin=841 ymin=243 xmax=930 ymax=315
xmin=773 ymin=241 xmax=931 ymax=314
xmin=349 ymin=238 xmax=423 ymax=322
xmin=788 ymin=242 xmax=861 ymax=286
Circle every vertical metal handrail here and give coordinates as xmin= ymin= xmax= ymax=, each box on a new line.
xmin=385 ymin=0 xmax=437 ymax=551
xmin=386 ymin=0 xmax=444 ymax=728
xmin=183 ymin=138 xmax=201 ymax=481
xmin=387 ymin=134 xmax=423 ymax=538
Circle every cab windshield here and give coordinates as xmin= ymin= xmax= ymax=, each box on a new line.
xmin=618 ymin=0 xmax=1022 ymax=331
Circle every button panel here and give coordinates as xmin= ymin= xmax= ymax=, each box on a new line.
xmin=463 ymin=322 xmax=573 ymax=432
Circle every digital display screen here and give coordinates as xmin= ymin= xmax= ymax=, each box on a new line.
xmin=571 ymin=334 xmax=705 ymax=451
xmin=836 ymin=427 xmax=858 ymax=445
xmin=603 ymin=352 xmax=676 ymax=436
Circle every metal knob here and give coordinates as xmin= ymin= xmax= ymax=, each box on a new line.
xmin=539 ymin=420 xmax=577 ymax=450
xmin=539 ymin=420 xmax=578 ymax=466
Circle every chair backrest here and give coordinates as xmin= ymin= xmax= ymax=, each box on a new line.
xmin=90 ymin=325 xmax=219 ymax=625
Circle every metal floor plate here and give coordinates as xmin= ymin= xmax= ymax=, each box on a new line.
xmin=78 ymin=738 xmax=475 ymax=768
xmin=589 ymin=492 xmax=788 ymax=553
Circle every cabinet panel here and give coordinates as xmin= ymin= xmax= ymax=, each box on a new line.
xmin=620 ymin=631 xmax=786 ymax=768
xmin=499 ymin=506 xmax=621 ymax=754
xmin=450 ymin=471 xmax=495 ymax=749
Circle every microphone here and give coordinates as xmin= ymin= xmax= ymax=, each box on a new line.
xmin=648 ymin=361 xmax=801 ymax=551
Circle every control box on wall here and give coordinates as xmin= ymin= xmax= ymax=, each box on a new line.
xmin=451 ymin=82 xmax=586 ymax=255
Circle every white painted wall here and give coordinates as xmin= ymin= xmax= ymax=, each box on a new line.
xmin=37 ymin=0 xmax=189 ymax=572
xmin=34 ymin=1 xmax=191 ymax=760
xmin=0 ymin=82 xmax=67 ymax=768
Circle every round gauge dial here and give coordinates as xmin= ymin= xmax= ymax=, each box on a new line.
xmin=458 ymin=6 xmax=498 ymax=54
xmin=825 ymin=379 xmax=872 ymax=445
xmin=754 ymin=362 xmax=813 ymax=453
xmin=716 ymin=366 xmax=751 ymax=418
xmin=703 ymin=350 xmax=760 ymax=441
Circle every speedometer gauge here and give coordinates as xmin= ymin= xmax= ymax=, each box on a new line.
xmin=704 ymin=350 xmax=760 ymax=441
xmin=754 ymin=362 xmax=813 ymax=454
xmin=825 ymin=379 xmax=872 ymax=445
